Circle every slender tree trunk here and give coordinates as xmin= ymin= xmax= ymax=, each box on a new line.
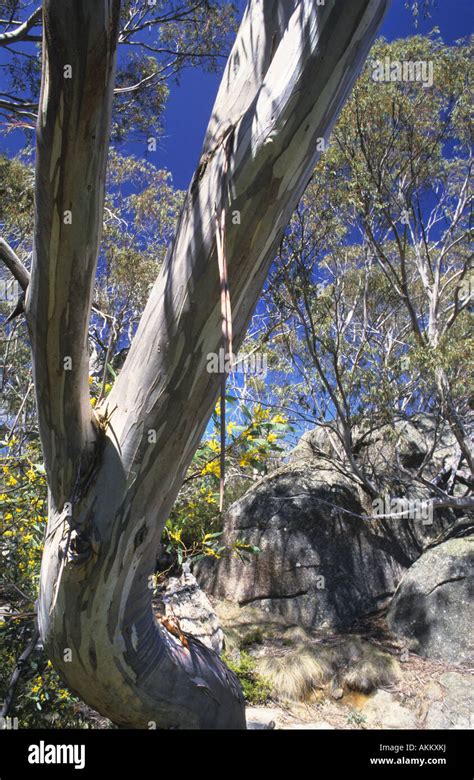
xmin=28 ymin=0 xmax=389 ymax=728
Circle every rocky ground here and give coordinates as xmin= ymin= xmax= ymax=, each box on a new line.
xmin=213 ymin=599 xmax=473 ymax=731
xmin=71 ymin=595 xmax=472 ymax=730
xmin=246 ymin=660 xmax=473 ymax=730
xmin=81 ymin=605 xmax=473 ymax=730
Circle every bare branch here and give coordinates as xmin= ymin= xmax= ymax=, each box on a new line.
xmin=0 ymin=238 xmax=30 ymax=289
xmin=0 ymin=7 xmax=42 ymax=46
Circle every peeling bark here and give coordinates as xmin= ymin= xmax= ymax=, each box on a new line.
xmin=30 ymin=0 xmax=389 ymax=729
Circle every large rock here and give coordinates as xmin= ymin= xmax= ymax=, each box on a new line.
xmin=356 ymin=415 xmax=456 ymax=479
xmin=195 ymin=464 xmax=451 ymax=630
xmin=422 ymin=673 xmax=474 ymax=729
xmin=387 ymin=537 xmax=473 ymax=664
xmin=294 ymin=414 xmax=462 ymax=491
xmin=360 ymin=690 xmax=417 ymax=729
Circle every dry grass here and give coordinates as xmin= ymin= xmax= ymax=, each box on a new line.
xmin=258 ymin=649 xmax=334 ymax=701
xmin=257 ymin=637 xmax=400 ymax=702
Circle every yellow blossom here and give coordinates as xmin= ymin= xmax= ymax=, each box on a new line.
xmin=201 ymin=460 xmax=220 ymax=477
xmin=30 ymin=676 xmax=43 ymax=694
xmin=254 ymin=403 xmax=270 ymax=421
xmin=204 ymin=547 xmax=220 ymax=558
xmin=207 ymin=438 xmax=220 ymax=454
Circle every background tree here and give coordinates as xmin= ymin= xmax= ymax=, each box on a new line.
xmin=0 ymin=1 xmax=237 ymax=138
xmin=256 ymin=33 xmax=472 ymax=508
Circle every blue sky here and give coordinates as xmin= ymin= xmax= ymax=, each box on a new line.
xmin=150 ymin=0 xmax=473 ymax=189
xmin=0 ymin=0 xmax=472 ymax=189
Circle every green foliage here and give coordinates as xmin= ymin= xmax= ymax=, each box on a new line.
xmin=0 ymin=442 xmax=87 ymax=727
xmin=113 ymin=55 xmax=169 ymax=142
xmin=239 ymin=629 xmax=265 ymax=648
xmin=405 ymin=0 xmax=438 ymax=26
xmin=161 ymin=400 xmax=290 ymax=571
xmin=223 ymin=651 xmax=273 ymax=705
xmin=1 ymin=441 xmax=46 ymax=598
xmin=90 ymin=152 xmax=185 ymax=384
xmin=0 ymin=637 xmax=85 ymax=729
xmin=0 ymin=2 xmax=239 ymax=142
xmin=346 ymin=709 xmax=367 ymax=727
xmin=259 ymin=34 xmax=472 ymax=479
xmin=0 ymin=154 xmax=34 ymax=244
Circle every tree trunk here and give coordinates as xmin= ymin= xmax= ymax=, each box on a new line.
xmin=28 ymin=0 xmax=389 ymax=729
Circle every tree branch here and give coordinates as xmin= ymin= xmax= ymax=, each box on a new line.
xmin=26 ymin=0 xmax=121 ymax=506
xmin=0 ymin=8 xmax=42 ymax=46
xmin=0 ymin=238 xmax=30 ymax=289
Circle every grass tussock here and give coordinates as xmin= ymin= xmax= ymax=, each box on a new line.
xmin=257 ymin=636 xmax=400 ymax=702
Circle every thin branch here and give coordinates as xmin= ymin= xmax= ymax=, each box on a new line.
xmin=0 ymin=238 xmax=30 ymax=290
xmin=114 ymin=71 xmax=159 ymax=95
xmin=0 ymin=626 xmax=39 ymax=719
xmin=8 ymin=382 xmax=33 ymax=439
xmin=0 ymin=8 xmax=42 ymax=46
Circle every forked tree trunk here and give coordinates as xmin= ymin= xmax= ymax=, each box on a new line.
xmin=26 ymin=0 xmax=389 ymax=728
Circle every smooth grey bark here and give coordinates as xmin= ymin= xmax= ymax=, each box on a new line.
xmin=0 ymin=239 xmax=30 ymax=290
xmin=27 ymin=0 xmax=389 ymax=728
